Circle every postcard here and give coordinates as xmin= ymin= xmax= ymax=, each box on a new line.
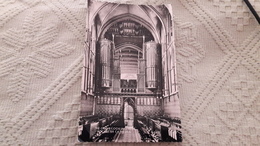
xmin=78 ymin=0 xmax=182 ymax=142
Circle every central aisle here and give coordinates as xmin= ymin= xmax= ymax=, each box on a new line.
xmin=115 ymin=126 xmax=142 ymax=142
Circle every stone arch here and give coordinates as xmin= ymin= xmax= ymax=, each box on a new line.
xmin=98 ymin=14 xmax=159 ymax=43
xmin=119 ymin=97 xmax=138 ymax=116
xmin=115 ymin=43 xmax=142 ymax=53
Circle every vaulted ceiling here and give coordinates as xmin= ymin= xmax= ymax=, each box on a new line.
xmin=88 ymin=1 xmax=172 ymax=42
xmin=88 ymin=1 xmax=172 ymax=79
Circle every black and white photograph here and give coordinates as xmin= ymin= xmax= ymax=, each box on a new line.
xmin=78 ymin=0 xmax=181 ymax=142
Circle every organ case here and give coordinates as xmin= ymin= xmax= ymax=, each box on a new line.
xmin=99 ymin=39 xmax=113 ymax=87
xmin=137 ymin=59 xmax=145 ymax=92
xmin=112 ymin=54 xmax=120 ymax=92
xmin=144 ymin=41 xmax=158 ymax=89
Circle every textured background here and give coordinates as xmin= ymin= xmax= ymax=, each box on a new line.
xmin=0 ymin=0 xmax=259 ymax=145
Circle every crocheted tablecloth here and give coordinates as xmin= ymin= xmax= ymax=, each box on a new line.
xmin=0 ymin=0 xmax=259 ymax=145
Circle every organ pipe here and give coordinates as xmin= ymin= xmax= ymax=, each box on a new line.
xmin=100 ymin=39 xmax=112 ymax=87
xmin=145 ymin=41 xmax=158 ymax=89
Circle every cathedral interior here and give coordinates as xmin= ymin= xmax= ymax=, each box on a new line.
xmin=78 ymin=0 xmax=181 ymax=142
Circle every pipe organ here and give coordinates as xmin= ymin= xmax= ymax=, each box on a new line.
xmin=145 ymin=41 xmax=158 ymax=89
xmin=137 ymin=59 xmax=145 ymax=92
xmin=100 ymin=39 xmax=113 ymax=88
xmin=112 ymin=55 xmax=120 ymax=92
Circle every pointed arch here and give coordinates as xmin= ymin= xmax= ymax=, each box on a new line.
xmin=98 ymin=14 xmax=160 ymax=43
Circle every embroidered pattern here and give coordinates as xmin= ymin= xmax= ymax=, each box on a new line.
xmin=209 ymin=0 xmax=260 ymax=31
xmin=0 ymin=0 xmax=16 ymax=7
xmin=175 ymin=20 xmax=205 ymax=83
xmin=180 ymin=0 xmax=260 ymax=145
xmin=0 ymin=11 xmax=74 ymax=102
xmin=37 ymin=97 xmax=80 ymax=145
xmin=212 ymin=70 xmax=260 ymax=145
